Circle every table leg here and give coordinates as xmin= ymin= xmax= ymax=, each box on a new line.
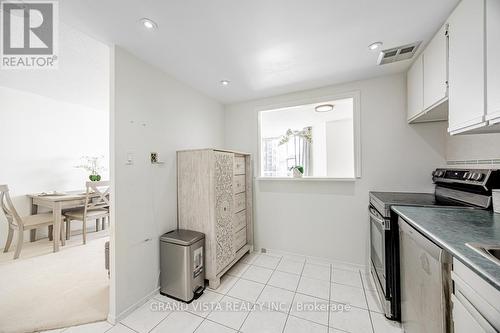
xmin=52 ymin=202 xmax=62 ymax=252
xmin=30 ymin=201 xmax=38 ymax=242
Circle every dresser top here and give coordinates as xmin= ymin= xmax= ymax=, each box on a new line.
xmin=177 ymin=148 xmax=251 ymax=156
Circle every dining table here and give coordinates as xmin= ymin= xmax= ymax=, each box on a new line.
xmin=27 ymin=190 xmax=92 ymax=252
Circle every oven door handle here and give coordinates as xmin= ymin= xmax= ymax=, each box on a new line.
xmin=369 ymin=207 xmax=390 ymax=230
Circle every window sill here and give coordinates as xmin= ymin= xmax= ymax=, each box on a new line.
xmin=256 ymin=176 xmax=357 ymax=182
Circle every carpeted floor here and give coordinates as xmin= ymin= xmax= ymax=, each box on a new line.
xmin=0 ymin=232 xmax=109 ymax=333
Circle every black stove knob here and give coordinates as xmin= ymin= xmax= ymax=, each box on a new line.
xmin=463 ymin=172 xmax=471 ymax=180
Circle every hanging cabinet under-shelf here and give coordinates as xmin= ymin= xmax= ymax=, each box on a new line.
xmin=177 ymin=149 xmax=253 ymax=289
xmin=409 ymin=0 xmax=500 ymax=134
xmin=486 ymin=0 xmax=500 ymax=126
xmin=407 ymin=23 xmax=449 ymax=124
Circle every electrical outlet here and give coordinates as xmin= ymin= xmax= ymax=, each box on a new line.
xmin=150 ymin=152 xmax=158 ymax=164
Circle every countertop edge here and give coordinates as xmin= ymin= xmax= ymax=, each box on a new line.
xmin=392 ymin=206 xmax=500 ymax=291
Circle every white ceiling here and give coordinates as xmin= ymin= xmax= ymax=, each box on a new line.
xmin=0 ymin=23 xmax=109 ymax=110
xmin=61 ymin=0 xmax=459 ymax=104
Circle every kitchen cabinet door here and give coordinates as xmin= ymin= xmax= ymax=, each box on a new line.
xmin=407 ymin=54 xmax=424 ymax=122
xmin=452 ymin=294 xmax=491 ymax=333
xmin=423 ymin=24 xmax=448 ymax=110
xmin=448 ymin=0 xmax=487 ymax=134
xmin=486 ymin=0 xmax=500 ymax=125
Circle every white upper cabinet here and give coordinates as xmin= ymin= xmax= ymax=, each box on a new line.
xmin=407 ymin=54 xmax=424 ymax=121
xmin=423 ymin=24 xmax=448 ymax=110
xmin=407 ymin=25 xmax=448 ymax=123
xmin=486 ymin=0 xmax=500 ymax=125
xmin=447 ymin=0 xmax=487 ymax=134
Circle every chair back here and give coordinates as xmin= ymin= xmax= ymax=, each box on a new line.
xmin=0 ymin=185 xmax=23 ymax=228
xmin=84 ymin=181 xmax=110 ymax=216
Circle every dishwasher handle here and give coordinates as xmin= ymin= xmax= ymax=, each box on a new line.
xmin=369 ymin=206 xmax=389 ymax=230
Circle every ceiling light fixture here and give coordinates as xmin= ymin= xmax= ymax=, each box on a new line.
xmin=315 ymin=104 xmax=334 ymax=113
xmin=140 ymin=18 xmax=158 ymax=30
xmin=368 ymin=41 xmax=383 ymax=51
xmin=220 ymin=80 xmax=230 ymax=86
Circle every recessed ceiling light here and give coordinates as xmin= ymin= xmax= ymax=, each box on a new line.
xmin=140 ymin=18 xmax=158 ymax=30
xmin=368 ymin=41 xmax=383 ymax=51
xmin=220 ymin=80 xmax=230 ymax=86
xmin=315 ymin=104 xmax=334 ymax=112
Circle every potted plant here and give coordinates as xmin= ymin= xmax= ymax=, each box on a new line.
xmin=290 ymin=165 xmax=304 ymax=178
xmin=76 ymin=156 xmax=105 ymax=181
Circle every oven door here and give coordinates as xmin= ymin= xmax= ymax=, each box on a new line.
xmin=369 ymin=205 xmax=391 ymax=314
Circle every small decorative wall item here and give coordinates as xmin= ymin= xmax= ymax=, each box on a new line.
xmin=290 ymin=165 xmax=304 ymax=178
xmin=76 ymin=155 xmax=105 ymax=181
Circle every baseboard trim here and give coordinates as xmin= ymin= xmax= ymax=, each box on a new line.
xmin=261 ymin=247 xmax=368 ymax=272
xmin=107 ymin=287 xmax=160 ymax=324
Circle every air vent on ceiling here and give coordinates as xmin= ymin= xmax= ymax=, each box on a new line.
xmin=377 ymin=41 xmax=422 ymax=65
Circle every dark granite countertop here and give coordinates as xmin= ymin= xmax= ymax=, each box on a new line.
xmin=392 ymin=206 xmax=500 ymax=290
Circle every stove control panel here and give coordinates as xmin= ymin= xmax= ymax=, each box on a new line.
xmin=432 ymin=168 xmax=492 ymax=186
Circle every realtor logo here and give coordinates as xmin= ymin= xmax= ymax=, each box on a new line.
xmin=1 ymin=0 xmax=58 ymax=69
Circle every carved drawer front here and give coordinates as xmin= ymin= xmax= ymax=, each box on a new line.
xmin=234 ymin=227 xmax=246 ymax=251
xmin=234 ymin=156 xmax=246 ymax=175
xmin=233 ymin=175 xmax=246 ymax=194
xmin=234 ymin=192 xmax=246 ymax=213
xmin=233 ymin=210 xmax=246 ymax=232
xmin=214 ymin=151 xmax=234 ymax=273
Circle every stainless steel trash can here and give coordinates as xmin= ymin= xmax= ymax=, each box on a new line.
xmin=160 ymin=229 xmax=205 ymax=303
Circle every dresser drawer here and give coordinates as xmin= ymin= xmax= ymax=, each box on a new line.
xmin=233 ymin=210 xmax=246 ymax=232
xmin=233 ymin=175 xmax=246 ymax=194
xmin=234 ymin=156 xmax=246 ymax=175
xmin=234 ymin=192 xmax=245 ymax=213
xmin=234 ymin=227 xmax=246 ymax=251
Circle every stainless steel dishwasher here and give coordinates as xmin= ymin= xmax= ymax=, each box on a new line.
xmin=398 ymin=217 xmax=452 ymax=333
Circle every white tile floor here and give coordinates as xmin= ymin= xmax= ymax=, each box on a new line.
xmin=41 ymin=252 xmax=403 ymax=333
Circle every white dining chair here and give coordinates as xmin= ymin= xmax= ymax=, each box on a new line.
xmin=63 ymin=181 xmax=110 ymax=244
xmin=1 ymin=185 xmax=61 ymax=259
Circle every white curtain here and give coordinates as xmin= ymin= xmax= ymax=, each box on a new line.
xmin=288 ymin=127 xmax=312 ymax=176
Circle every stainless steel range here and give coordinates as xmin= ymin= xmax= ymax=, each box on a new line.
xmin=368 ymin=168 xmax=500 ymax=321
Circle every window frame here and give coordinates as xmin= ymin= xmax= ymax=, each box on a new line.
xmin=257 ymin=91 xmax=362 ymax=180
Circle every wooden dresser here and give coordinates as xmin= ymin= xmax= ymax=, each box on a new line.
xmin=177 ymin=149 xmax=253 ymax=288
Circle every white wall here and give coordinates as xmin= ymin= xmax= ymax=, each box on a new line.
xmin=0 ymin=24 xmax=109 ymax=248
xmin=225 ymin=73 xmax=447 ymax=267
xmin=326 ymin=119 xmax=354 ymax=178
xmin=446 ymin=132 xmax=500 ymax=161
xmin=111 ymin=46 xmax=224 ymax=319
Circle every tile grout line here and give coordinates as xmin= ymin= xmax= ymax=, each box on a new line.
xmin=205 ymin=260 xmax=249 ymax=331
xmin=145 ymin=304 xmax=175 ymax=333
xmin=117 ymin=322 xmax=140 ymax=333
xmin=237 ymin=253 xmax=284 ymax=332
xmin=281 ymin=256 xmax=307 ymax=333
xmin=247 ymin=255 xmax=335 ymax=329
xmin=359 ymin=270 xmax=376 ymax=333
xmin=328 ymin=263 xmax=333 ymax=330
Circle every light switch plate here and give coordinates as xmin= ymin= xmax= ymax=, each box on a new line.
xmin=126 ymin=153 xmax=134 ymax=165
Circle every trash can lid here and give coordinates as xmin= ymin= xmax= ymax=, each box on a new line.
xmin=160 ymin=229 xmax=205 ymax=246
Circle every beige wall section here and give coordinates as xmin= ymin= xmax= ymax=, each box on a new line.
xmin=224 ymin=73 xmax=448 ymax=267
xmin=111 ymin=46 xmax=224 ymax=320
xmin=446 ymin=133 xmax=500 ymax=161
